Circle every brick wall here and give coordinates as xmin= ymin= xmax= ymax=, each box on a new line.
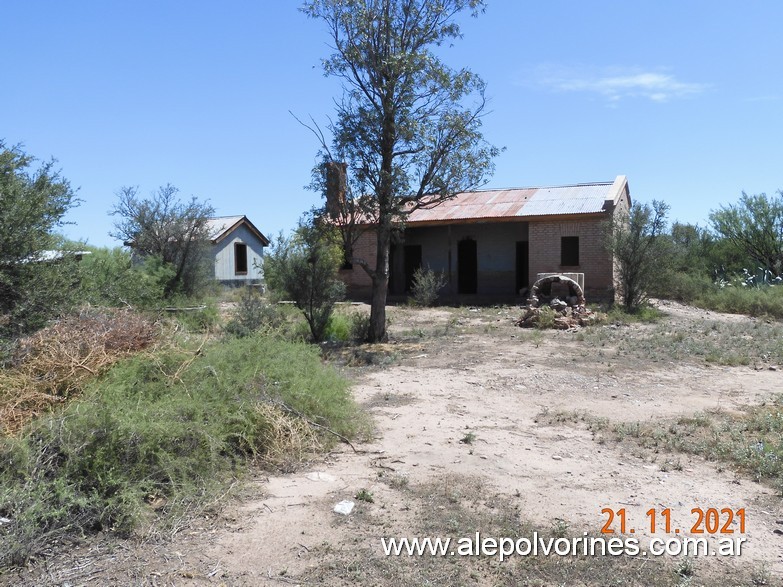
xmin=340 ymin=229 xmax=377 ymax=299
xmin=528 ymin=217 xmax=614 ymax=300
xmin=529 ymin=218 xmax=614 ymax=301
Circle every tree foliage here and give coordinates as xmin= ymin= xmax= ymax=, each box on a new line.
xmin=302 ymin=0 xmax=499 ymax=341
xmin=110 ymin=184 xmax=215 ymax=297
xmin=0 ymin=142 xmax=80 ymax=339
xmin=264 ymin=218 xmax=346 ymax=342
xmin=78 ymin=247 xmax=174 ymax=309
xmin=709 ymin=191 xmax=783 ymax=276
xmin=608 ymin=200 xmax=671 ymax=311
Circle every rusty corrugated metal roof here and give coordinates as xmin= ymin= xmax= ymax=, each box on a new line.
xmin=406 ymin=182 xmax=614 ymax=224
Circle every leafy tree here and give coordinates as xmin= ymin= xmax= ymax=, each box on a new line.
xmin=302 ymin=0 xmax=499 ymax=342
xmin=709 ymin=191 xmax=783 ymax=276
xmin=608 ymin=200 xmax=671 ymax=311
xmin=264 ymin=218 xmax=346 ymax=342
xmin=302 ymin=157 xmax=371 ymax=271
xmin=669 ymin=222 xmax=713 ymax=272
xmin=0 ymin=142 xmax=80 ymax=338
xmin=110 ymin=184 xmax=215 ymax=297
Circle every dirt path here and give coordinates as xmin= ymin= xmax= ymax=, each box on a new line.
xmin=7 ymin=303 xmax=783 ymax=586
xmin=202 ymin=304 xmax=783 ymax=585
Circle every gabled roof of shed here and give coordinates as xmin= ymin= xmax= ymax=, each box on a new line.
xmin=206 ymin=216 xmax=270 ymax=246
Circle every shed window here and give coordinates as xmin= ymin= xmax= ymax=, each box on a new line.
xmin=561 ymin=236 xmax=579 ymax=266
xmin=235 ymin=243 xmax=248 ymax=275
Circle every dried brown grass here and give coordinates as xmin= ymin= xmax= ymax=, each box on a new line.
xmin=0 ymin=309 xmax=158 ymax=435
xmin=254 ymin=402 xmax=322 ymax=471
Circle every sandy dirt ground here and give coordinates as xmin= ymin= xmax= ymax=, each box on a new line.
xmin=6 ymin=301 xmax=783 ymax=586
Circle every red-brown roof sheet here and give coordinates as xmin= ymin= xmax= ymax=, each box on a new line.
xmin=406 ymin=182 xmax=615 ymax=224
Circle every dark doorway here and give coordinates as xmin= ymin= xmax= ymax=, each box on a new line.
xmin=457 ymin=238 xmax=477 ymax=294
xmin=515 ymin=241 xmax=529 ymax=295
xmin=234 ymin=243 xmax=248 ymax=275
xmin=403 ymin=245 xmax=422 ymax=292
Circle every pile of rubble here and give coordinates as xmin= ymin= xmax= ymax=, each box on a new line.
xmin=516 ymin=275 xmax=600 ymax=329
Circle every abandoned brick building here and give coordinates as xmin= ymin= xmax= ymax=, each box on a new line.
xmin=338 ymin=175 xmax=631 ymax=303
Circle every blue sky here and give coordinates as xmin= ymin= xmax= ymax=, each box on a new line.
xmin=3 ymin=1 xmax=781 ymax=247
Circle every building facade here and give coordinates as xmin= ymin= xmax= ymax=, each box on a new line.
xmin=340 ymin=176 xmax=631 ymax=303
xmin=207 ymin=216 xmax=269 ymax=287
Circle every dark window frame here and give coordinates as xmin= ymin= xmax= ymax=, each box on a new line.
xmin=560 ymin=236 xmax=579 ymax=267
xmin=234 ymin=242 xmax=248 ymax=275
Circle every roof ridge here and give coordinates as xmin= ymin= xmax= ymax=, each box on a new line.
xmin=462 ymin=181 xmax=615 ymax=193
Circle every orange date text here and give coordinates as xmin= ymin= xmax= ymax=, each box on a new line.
xmin=600 ymin=507 xmax=746 ymax=535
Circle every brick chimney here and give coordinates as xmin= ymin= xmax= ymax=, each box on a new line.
xmin=324 ymin=162 xmax=347 ymax=220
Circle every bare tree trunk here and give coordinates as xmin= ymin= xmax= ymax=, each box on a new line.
xmin=367 ymin=73 xmax=396 ymax=343
xmin=368 ymin=222 xmax=390 ymax=342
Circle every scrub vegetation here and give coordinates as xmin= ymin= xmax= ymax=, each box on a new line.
xmin=540 ymin=393 xmax=783 ymax=495
xmin=0 ymin=332 xmax=365 ymax=569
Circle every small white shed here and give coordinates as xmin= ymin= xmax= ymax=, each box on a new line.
xmin=206 ymin=216 xmax=270 ymax=286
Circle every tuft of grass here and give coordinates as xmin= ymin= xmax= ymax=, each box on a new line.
xmin=355 ymin=488 xmax=374 ymax=503
xmin=535 ymin=305 xmax=557 ymax=329
xmin=570 ymin=399 xmax=783 ymax=491
xmin=605 ymin=303 xmax=663 ymax=324
xmin=324 ymin=312 xmax=352 ymax=342
xmin=168 ymin=298 xmax=220 ymax=332
xmin=580 ymin=315 xmax=783 ymax=367
xmin=0 ymin=334 xmax=367 ymax=569
xmin=529 ymin=329 xmax=544 ymax=347
xmin=459 ymin=431 xmax=476 ymax=445
xmin=380 ymin=473 xmax=410 ymax=490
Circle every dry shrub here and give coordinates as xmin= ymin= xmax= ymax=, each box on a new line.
xmin=255 ymin=402 xmax=321 ymax=471
xmin=0 ymin=373 xmax=66 ymax=438
xmin=0 ymin=309 xmax=157 ymax=435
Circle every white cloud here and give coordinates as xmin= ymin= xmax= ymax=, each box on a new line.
xmin=745 ymin=94 xmax=781 ymax=103
xmin=534 ymin=66 xmax=707 ymax=103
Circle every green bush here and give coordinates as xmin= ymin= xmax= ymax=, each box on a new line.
xmin=321 ymin=310 xmax=374 ymax=343
xmin=0 ymin=335 xmax=366 ymax=568
xmin=324 ymin=312 xmax=351 ymax=342
xmin=349 ymin=311 xmax=372 ymax=342
xmin=655 ymin=268 xmax=783 ymax=318
xmin=79 ymin=248 xmax=173 ymax=309
xmin=693 ymin=285 xmax=783 ymax=318
xmin=224 ymin=287 xmax=279 ymax=337
xmin=0 ymin=143 xmax=81 ymax=339
xmin=535 ymin=306 xmax=557 ymax=329
xmin=647 ymin=270 xmax=713 ymax=303
xmin=264 ymin=220 xmax=346 ymax=342
xmin=410 ymin=266 xmax=447 ymax=306
xmin=169 ymin=299 xmax=220 ymax=332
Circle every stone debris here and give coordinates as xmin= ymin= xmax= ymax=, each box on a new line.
xmin=517 ymin=274 xmax=601 ymax=329
xmin=333 ymin=500 xmax=355 ymax=515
